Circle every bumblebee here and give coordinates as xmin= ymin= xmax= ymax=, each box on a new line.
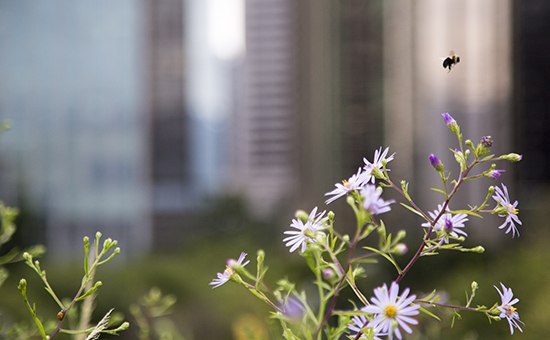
xmin=442 ymin=51 xmax=460 ymax=72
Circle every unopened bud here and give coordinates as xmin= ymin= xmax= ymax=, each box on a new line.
xmin=295 ymin=210 xmax=309 ymax=223
xmin=502 ymin=153 xmax=523 ymax=162
xmin=18 ymin=278 xmax=27 ymax=293
xmin=429 ymin=154 xmax=444 ymax=172
xmin=392 ymin=243 xmax=408 ymax=255
xmin=471 ymin=246 xmax=485 ymax=253
xmin=442 ymin=112 xmax=460 ymax=135
xmin=477 ymin=136 xmax=493 ymax=157
xmin=322 ymin=268 xmax=335 ymax=280
xmin=453 ymin=149 xmax=465 ymax=164
xmin=487 ymin=169 xmax=505 ymax=180
xmin=22 ymin=252 xmax=32 ymax=262
xmin=481 ymin=136 xmax=493 ymax=147
xmin=257 ymin=249 xmax=265 ymax=263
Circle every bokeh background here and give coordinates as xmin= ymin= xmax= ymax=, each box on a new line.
xmin=1 ymin=0 xmax=549 ymax=339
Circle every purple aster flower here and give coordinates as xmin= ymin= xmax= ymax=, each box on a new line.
xmin=360 ymin=184 xmax=395 ymax=215
xmin=429 ymin=153 xmax=444 ymax=172
xmin=209 ymin=252 xmax=250 ymax=288
xmin=324 ymin=167 xmax=370 ymax=204
xmin=282 ymin=297 xmax=303 ymax=319
xmin=494 ymin=283 xmax=524 ymax=334
xmin=347 ymin=314 xmax=385 ymax=340
xmin=362 ymin=282 xmax=420 ymax=340
xmin=421 ymin=204 xmax=468 ymax=243
xmin=283 ymin=207 xmax=329 ymax=253
xmin=488 ymin=169 xmax=505 ymax=180
xmin=492 ymin=184 xmax=521 ymax=237
xmin=363 ymin=147 xmax=395 ymax=183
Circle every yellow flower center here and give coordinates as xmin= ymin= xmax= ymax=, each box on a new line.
xmin=224 ymin=265 xmax=234 ymax=276
xmin=507 ymin=204 xmax=519 ymax=215
xmin=343 ymin=180 xmax=351 ymax=189
xmin=384 ymin=305 xmax=397 ymax=318
xmin=304 ymin=227 xmax=316 ymax=239
xmin=503 ymin=304 xmax=517 ymax=317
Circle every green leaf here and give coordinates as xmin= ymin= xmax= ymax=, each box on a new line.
xmin=76 ymin=281 xmax=103 ymax=302
xmin=363 ymin=247 xmax=402 ymax=274
xmin=418 ymin=306 xmax=441 ymax=321
xmin=430 ymin=188 xmax=447 ymax=195
xmin=422 ymin=289 xmax=437 ymax=302
xmin=399 ymin=203 xmax=425 ymax=218
xmin=449 ymin=209 xmax=483 ymax=218
xmin=481 ymin=154 xmax=494 ymax=161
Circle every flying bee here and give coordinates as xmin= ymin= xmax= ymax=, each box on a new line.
xmin=442 ymin=51 xmax=460 ymax=72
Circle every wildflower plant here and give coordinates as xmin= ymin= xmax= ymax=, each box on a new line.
xmin=211 ymin=113 xmax=525 ymax=339
xmin=17 ymin=232 xmax=129 ymax=339
xmin=0 ymin=124 xmax=129 ymax=339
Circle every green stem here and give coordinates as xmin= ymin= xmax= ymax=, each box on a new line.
xmin=393 ymin=157 xmax=479 ymax=284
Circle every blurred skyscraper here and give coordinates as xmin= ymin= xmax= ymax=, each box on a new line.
xmin=0 ymin=0 xmax=243 ymax=254
xmin=0 ymin=1 xmax=151 ymax=256
xmin=0 ymin=0 xmax=547 ymax=256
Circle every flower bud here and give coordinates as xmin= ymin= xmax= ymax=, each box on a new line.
xmin=396 ymin=230 xmax=407 ymax=240
xmin=442 ymin=112 xmax=455 ymax=125
xmin=392 ymin=243 xmax=408 ymax=255
xmin=453 ymin=149 xmax=464 ymax=164
xmin=117 ymin=322 xmax=130 ymax=331
xmin=22 ymin=252 xmax=32 ymax=262
xmin=257 ymin=249 xmax=265 ymax=263
xmin=295 ymin=210 xmax=309 ymax=223
xmin=442 ymin=112 xmax=460 ymax=135
xmin=471 ymin=245 xmax=485 ymax=253
xmin=502 ymin=153 xmax=523 ymax=162
xmin=429 ymin=153 xmax=444 ymax=172
xmin=477 ymin=136 xmax=493 ymax=157
xmin=322 ymin=268 xmax=335 ymax=280
xmin=18 ymin=278 xmax=27 ymax=294
xmin=481 ymin=136 xmax=493 ymax=147
xmin=487 ymin=169 xmax=505 ymax=180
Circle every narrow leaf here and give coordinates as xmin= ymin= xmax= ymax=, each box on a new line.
xmin=430 ymin=188 xmax=447 ymax=195
xmin=399 ymin=203 xmax=425 ymax=218
xmin=418 ymin=306 xmax=441 ymax=321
